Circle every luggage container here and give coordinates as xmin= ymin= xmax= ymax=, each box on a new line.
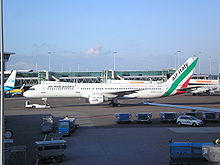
xmin=135 ymin=112 xmax=152 ymax=123
xmin=180 ymin=112 xmax=202 ymax=119
xmin=115 ymin=113 xmax=132 ymax=123
xmin=35 ymin=140 xmax=67 ymax=163
xmin=41 ymin=115 xmax=54 ymax=134
xmin=202 ymin=112 xmax=219 ymax=122
xmin=160 ymin=112 xmax=177 ymax=122
xmin=169 ymin=142 xmax=212 ymax=165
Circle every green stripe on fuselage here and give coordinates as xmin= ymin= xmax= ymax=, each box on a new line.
xmin=162 ymin=58 xmax=198 ymax=97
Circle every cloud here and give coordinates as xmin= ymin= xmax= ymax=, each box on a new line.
xmin=8 ymin=61 xmax=34 ymax=70
xmin=85 ymin=45 xmax=103 ymax=55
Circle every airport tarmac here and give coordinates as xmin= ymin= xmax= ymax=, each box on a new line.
xmin=4 ymin=94 xmax=220 ymax=164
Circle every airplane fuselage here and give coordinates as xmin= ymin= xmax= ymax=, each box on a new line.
xmin=24 ymin=81 xmax=173 ymax=99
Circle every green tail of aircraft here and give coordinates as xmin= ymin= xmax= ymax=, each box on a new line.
xmin=163 ymin=57 xmax=198 ymax=97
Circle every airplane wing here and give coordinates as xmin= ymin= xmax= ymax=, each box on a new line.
xmin=102 ymin=89 xmax=140 ymax=98
xmin=176 ymin=85 xmax=204 ymax=91
xmin=181 ymin=85 xmax=218 ymax=91
xmin=143 ymin=102 xmax=220 ymax=113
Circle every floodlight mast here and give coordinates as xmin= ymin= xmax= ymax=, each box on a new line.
xmin=0 ymin=0 xmax=5 ymax=164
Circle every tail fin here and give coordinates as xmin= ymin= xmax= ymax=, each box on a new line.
xmin=163 ymin=57 xmax=198 ymax=96
xmin=4 ymin=70 xmax=16 ymax=88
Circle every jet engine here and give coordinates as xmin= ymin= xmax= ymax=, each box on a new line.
xmin=88 ymin=94 xmax=108 ymax=104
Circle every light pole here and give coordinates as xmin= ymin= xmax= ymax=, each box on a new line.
xmin=48 ymin=51 xmax=51 ymax=71
xmin=209 ymin=56 xmax=212 ymax=75
xmin=174 ymin=53 xmax=177 ymax=69
xmin=113 ymin=51 xmax=117 ymax=70
xmin=218 ymin=54 xmax=220 ymax=75
xmin=61 ymin=63 xmax=64 ymax=72
xmin=77 ymin=63 xmax=80 ymax=72
xmin=0 ymin=0 xmax=4 ymax=164
xmin=198 ymin=52 xmax=201 ymax=74
xmin=177 ymin=50 xmax=181 ymax=67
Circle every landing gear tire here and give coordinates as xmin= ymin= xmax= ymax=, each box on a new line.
xmin=112 ymin=103 xmax=120 ymax=107
xmin=177 ymin=121 xmax=181 ymax=126
xmin=110 ymin=99 xmax=120 ymax=107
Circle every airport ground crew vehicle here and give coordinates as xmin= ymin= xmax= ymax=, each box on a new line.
xmin=25 ymin=100 xmax=50 ymax=109
xmin=58 ymin=118 xmax=76 ymax=136
xmin=35 ymin=140 xmax=67 ymax=163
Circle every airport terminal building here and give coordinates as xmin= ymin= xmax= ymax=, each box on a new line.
xmin=13 ymin=69 xmax=176 ymax=87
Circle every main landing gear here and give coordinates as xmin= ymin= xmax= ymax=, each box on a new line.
xmin=110 ymin=99 xmax=121 ymax=107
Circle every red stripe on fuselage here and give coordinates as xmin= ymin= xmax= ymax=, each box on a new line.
xmin=175 ymin=76 xmax=192 ymax=95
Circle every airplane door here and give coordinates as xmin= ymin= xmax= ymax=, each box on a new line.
xmin=75 ymin=86 xmax=80 ymax=93
xmin=41 ymin=86 xmax=46 ymax=94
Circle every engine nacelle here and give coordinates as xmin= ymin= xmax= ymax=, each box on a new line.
xmin=88 ymin=94 xmax=108 ymax=104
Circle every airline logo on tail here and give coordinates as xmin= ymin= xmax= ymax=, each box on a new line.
xmin=163 ymin=57 xmax=198 ymax=97
xmin=172 ymin=63 xmax=188 ymax=81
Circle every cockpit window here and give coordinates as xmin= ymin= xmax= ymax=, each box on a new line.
xmin=28 ymin=88 xmax=35 ymax=91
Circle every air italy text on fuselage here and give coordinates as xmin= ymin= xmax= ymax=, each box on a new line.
xmin=47 ymin=85 xmax=75 ymax=90
xmin=172 ymin=63 xmax=189 ymax=81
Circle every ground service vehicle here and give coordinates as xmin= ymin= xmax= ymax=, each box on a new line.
xmin=25 ymin=100 xmax=50 ymax=109
xmin=35 ymin=140 xmax=67 ymax=163
xmin=58 ymin=118 xmax=76 ymax=136
xmin=176 ymin=115 xmax=203 ymax=126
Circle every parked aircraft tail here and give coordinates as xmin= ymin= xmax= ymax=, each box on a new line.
xmin=163 ymin=57 xmax=198 ymax=96
xmin=4 ymin=70 xmax=16 ymax=88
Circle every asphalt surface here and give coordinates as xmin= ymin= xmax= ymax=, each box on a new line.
xmin=4 ymin=94 xmax=220 ymax=165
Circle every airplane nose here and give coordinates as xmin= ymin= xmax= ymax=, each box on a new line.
xmin=23 ymin=91 xmax=29 ymax=97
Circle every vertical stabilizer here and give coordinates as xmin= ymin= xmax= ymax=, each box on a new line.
xmin=4 ymin=70 xmax=16 ymax=88
xmin=163 ymin=57 xmax=198 ymax=96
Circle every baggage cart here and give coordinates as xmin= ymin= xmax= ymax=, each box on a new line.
xmin=202 ymin=112 xmax=219 ymax=122
xmin=35 ymin=140 xmax=67 ymax=163
xmin=41 ymin=115 xmax=54 ymax=134
xmin=160 ymin=112 xmax=177 ymax=122
xmin=135 ymin=112 xmax=152 ymax=123
xmin=180 ymin=112 xmax=202 ymax=119
xmin=115 ymin=113 xmax=132 ymax=123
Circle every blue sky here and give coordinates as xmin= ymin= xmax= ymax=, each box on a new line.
xmin=4 ymin=0 xmax=220 ymax=73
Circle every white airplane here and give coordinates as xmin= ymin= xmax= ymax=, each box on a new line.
xmin=187 ymin=85 xmax=220 ymax=95
xmin=23 ymin=57 xmax=198 ymax=106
